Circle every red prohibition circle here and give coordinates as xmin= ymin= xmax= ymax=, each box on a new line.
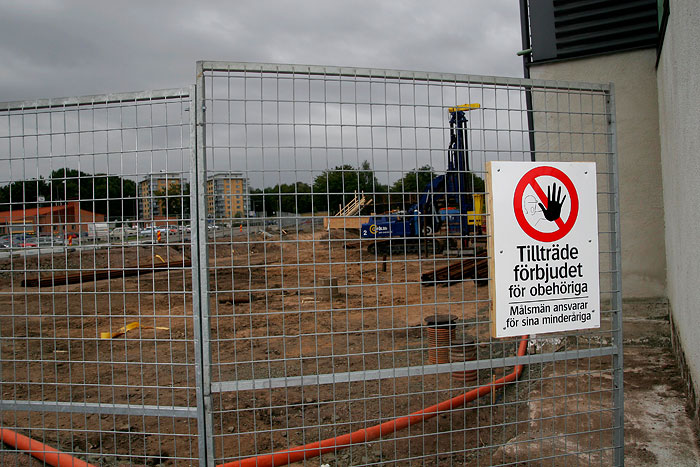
xmin=513 ymin=166 xmax=579 ymax=242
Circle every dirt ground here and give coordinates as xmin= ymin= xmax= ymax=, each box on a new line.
xmin=2 ymin=231 xmax=687 ymax=466
xmin=492 ymin=299 xmax=700 ymax=466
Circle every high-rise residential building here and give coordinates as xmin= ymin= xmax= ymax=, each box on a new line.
xmin=138 ymin=172 xmax=185 ymax=220
xmin=206 ymin=173 xmax=248 ymax=221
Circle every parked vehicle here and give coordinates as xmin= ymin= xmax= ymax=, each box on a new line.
xmin=138 ymin=226 xmax=177 ymax=242
xmin=87 ymin=222 xmax=110 ymax=241
xmin=1 ymin=234 xmax=40 ymax=248
xmin=37 ymin=236 xmax=56 ymax=246
xmin=0 ymin=235 xmax=12 ymax=248
xmin=110 ymin=226 xmax=137 ymax=239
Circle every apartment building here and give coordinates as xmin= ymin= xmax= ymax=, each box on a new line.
xmin=206 ymin=173 xmax=248 ymax=221
xmin=138 ymin=172 xmax=186 ymax=220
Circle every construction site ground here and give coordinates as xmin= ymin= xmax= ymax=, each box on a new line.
xmin=1 ymin=229 xmax=698 ymax=465
xmin=489 ymin=298 xmax=700 ymax=466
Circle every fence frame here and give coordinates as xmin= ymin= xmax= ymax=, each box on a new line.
xmin=0 ymin=86 xmax=204 ymax=464
xmin=194 ymin=61 xmax=624 ymax=465
xmin=0 ymin=62 xmax=624 ymax=465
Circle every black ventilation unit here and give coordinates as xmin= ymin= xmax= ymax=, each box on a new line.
xmin=528 ymin=0 xmax=658 ymax=63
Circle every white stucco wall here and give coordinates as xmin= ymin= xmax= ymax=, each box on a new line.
xmin=529 ymin=49 xmax=666 ymax=299
xmin=657 ymin=0 xmax=700 ymax=392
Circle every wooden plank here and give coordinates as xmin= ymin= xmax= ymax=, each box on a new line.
xmin=420 ymin=256 xmax=488 ymax=285
xmin=21 ymin=259 xmax=192 ymax=287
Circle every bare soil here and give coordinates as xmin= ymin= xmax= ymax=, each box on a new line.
xmin=0 ymin=232 xmax=526 ymax=466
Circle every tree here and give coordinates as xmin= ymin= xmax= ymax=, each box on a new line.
xmin=277 ymin=182 xmax=312 ymax=214
xmin=0 ymin=169 xmax=137 ymax=220
xmin=388 ymin=165 xmax=435 ymax=210
xmin=153 ymin=182 xmax=189 ymax=220
xmin=249 ymin=186 xmax=281 ymax=217
xmin=48 ymin=168 xmax=137 ymax=220
xmin=390 ymin=165 xmax=435 ymax=194
xmin=312 ymin=161 xmax=385 ymax=214
xmin=386 ymin=165 xmax=485 ymax=211
xmin=249 ymin=188 xmax=266 ymax=215
xmin=0 ymin=178 xmax=51 ymax=211
xmin=249 ymin=182 xmax=313 ymax=216
xmin=391 ymin=165 xmax=485 ymax=194
xmin=469 ymin=173 xmax=485 ymax=193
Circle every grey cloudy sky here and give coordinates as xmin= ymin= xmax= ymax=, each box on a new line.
xmin=0 ymin=1 xmax=530 ymax=190
xmin=0 ymin=1 xmax=524 ymax=102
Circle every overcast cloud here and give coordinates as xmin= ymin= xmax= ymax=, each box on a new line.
xmin=0 ymin=1 xmax=523 ymax=101
xmin=0 ymin=1 xmax=528 ymax=190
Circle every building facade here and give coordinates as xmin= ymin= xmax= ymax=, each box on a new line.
xmin=521 ymin=0 xmax=700 ymax=432
xmin=520 ymin=0 xmax=665 ymax=299
xmin=206 ymin=173 xmax=249 ymax=222
xmin=138 ymin=172 xmax=186 ymax=220
xmin=655 ymin=0 xmax=700 ymax=431
xmin=0 ymin=201 xmax=105 ymax=236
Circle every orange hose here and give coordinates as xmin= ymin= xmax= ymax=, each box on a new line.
xmin=0 ymin=428 xmax=96 ymax=467
xmin=220 ymin=335 xmax=529 ymax=467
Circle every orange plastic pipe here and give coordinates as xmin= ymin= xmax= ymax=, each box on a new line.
xmin=0 ymin=428 xmax=96 ymax=467
xmin=220 ymin=335 xmax=529 ymax=467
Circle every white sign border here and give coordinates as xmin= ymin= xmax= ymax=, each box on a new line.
xmin=487 ymin=161 xmax=601 ymax=338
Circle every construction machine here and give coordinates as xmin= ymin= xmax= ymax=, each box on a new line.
xmin=361 ymin=104 xmax=484 ymax=254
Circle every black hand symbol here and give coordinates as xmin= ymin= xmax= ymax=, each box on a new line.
xmin=538 ymin=183 xmax=566 ymax=222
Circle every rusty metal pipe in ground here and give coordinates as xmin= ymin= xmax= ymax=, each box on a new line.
xmin=451 ymin=336 xmax=478 ymax=383
xmin=424 ymin=314 xmax=457 ymax=364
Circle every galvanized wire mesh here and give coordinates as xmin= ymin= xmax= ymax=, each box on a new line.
xmin=197 ymin=63 xmax=622 ymax=466
xmin=0 ymin=89 xmax=200 ymax=465
xmin=0 ymin=64 xmax=623 ymax=466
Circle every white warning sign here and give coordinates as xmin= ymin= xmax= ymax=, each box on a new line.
xmin=487 ymin=161 xmax=600 ymax=338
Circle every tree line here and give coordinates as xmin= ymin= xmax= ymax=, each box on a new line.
xmin=0 ymin=168 xmax=138 ymax=219
xmin=0 ymin=163 xmax=484 ymax=219
xmin=249 ymin=162 xmax=484 ymax=216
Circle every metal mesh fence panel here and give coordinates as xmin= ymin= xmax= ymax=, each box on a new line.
xmin=197 ymin=63 xmax=622 ymax=467
xmin=0 ymin=89 xmax=202 ymax=465
xmin=0 ymin=64 xmax=623 ymax=466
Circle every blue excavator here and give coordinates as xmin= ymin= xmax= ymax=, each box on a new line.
xmin=361 ymin=104 xmax=483 ymax=254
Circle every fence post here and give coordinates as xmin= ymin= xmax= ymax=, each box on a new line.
xmin=190 ymin=76 xmax=216 ymax=465
xmin=607 ymin=84 xmax=625 ymax=466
